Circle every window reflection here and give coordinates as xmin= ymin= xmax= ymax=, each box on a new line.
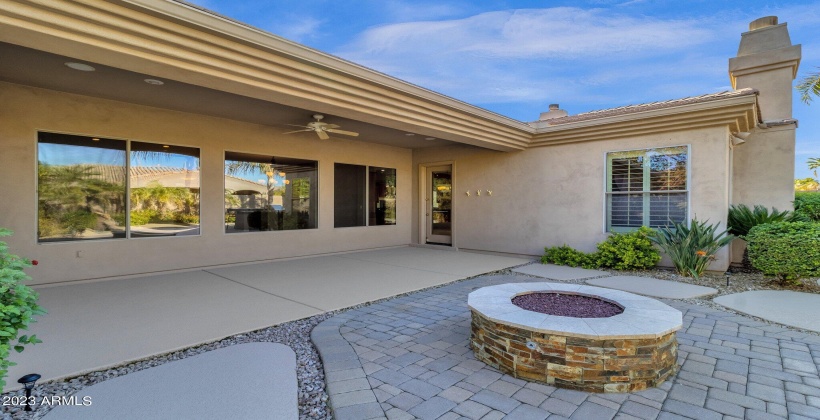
xmin=129 ymin=142 xmax=200 ymax=237
xmin=224 ymin=152 xmax=317 ymax=232
xmin=38 ymin=133 xmax=126 ymax=242
xmin=369 ymin=167 xmax=396 ymax=225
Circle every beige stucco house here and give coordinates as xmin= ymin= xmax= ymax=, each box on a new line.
xmin=0 ymin=1 xmax=801 ymax=285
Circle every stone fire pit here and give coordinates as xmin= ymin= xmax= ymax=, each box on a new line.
xmin=468 ymin=283 xmax=682 ymax=393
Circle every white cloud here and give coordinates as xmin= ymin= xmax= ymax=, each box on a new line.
xmin=343 ymin=8 xmax=712 ymax=60
xmin=335 ymin=7 xmax=725 ymax=110
xmin=267 ymin=16 xmax=324 ymax=42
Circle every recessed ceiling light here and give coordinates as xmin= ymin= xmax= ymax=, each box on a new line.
xmin=65 ymin=62 xmax=95 ymax=72
xmin=162 ymin=145 xmax=170 ymax=148
xmin=91 ymin=138 xmax=100 ymax=141
xmin=144 ymin=79 xmax=164 ymax=85
xmin=405 ymin=133 xmax=415 ymax=136
xmin=425 ymin=137 xmax=436 ymax=141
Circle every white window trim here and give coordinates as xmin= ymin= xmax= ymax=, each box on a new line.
xmin=603 ymin=145 xmax=691 ymax=233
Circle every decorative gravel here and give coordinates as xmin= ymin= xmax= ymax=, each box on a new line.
xmin=1 ymin=313 xmax=336 ymax=420
xmin=511 ymin=292 xmax=624 ymax=318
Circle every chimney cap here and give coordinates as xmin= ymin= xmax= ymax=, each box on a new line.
xmin=749 ymin=16 xmax=778 ymax=31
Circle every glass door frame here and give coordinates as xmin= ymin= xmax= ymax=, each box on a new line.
xmin=419 ymin=161 xmax=455 ymax=246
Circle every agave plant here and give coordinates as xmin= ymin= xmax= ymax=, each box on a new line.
xmin=726 ymin=204 xmax=802 ymax=238
xmin=649 ymin=219 xmax=735 ymax=279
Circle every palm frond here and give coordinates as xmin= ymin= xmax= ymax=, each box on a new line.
xmin=796 ymin=67 xmax=820 ymax=104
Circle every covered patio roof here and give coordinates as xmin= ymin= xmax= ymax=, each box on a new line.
xmin=0 ymin=0 xmax=760 ymax=153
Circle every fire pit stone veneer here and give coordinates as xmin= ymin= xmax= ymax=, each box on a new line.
xmin=468 ymin=283 xmax=682 ymax=393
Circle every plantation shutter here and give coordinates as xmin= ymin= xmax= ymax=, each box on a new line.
xmin=606 ymin=147 xmax=688 ymax=232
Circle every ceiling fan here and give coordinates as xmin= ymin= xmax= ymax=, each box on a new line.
xmin=283 ymin=114 xmax=359 ymax=140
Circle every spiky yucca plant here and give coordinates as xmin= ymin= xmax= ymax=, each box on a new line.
xmin=726 ymin=204 xmax=801 ymax=238
xmin=649 ymin=219 xmax=735 ymax=279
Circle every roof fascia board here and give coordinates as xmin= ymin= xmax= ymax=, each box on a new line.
xmin=0 ymin=0 xmax=529 ymax=151
xmin=535 ymin=95 xmax=758 ymax=132
xmin=111 ymin=0 xmax=534 ymax=131
xmin=531 ymin=96 xmax=758 ymax=146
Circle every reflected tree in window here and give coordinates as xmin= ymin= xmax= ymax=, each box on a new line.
xmin=224 ymin=152 xmax=317 ymax=232
xmin=37 ymin=133 xmax=126 ymax=241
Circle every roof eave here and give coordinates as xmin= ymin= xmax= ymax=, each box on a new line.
xmin=530 ymin=94 xmax=760 ymax=147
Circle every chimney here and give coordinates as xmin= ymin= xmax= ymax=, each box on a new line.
xmin=538 ymin=104 xmax=568 ymax=121
xmin=729 ymin=16 xmax=801 ymax=120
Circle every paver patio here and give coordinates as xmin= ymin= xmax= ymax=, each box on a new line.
xmin=314 ymin=274 xmax=820 ymax=420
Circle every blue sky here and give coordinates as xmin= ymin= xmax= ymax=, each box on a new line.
xmin=191 ymin=0 xmax=819 ymax=179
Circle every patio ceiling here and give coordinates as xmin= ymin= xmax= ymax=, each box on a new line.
xmin=0 ymin=42 xmax=460 ymax=150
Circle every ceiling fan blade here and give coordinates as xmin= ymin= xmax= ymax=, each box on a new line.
xmin=326 ymin=129 xmax=359 ymax=137
xmin=325 ymin=124 xmax=340 ymax=129
xmin=317 ymin=130 xmax=330 ymax=140
xmin=282 ymin=129 xmax=312 ymax=134
xmin=285 ymin=124 xmax=311 ymax=128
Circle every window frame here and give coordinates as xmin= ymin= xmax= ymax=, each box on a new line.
xmin=333 ymin=162 xmax=398 ymax=228
xmin=222 ymin=149 xmax=319 ymax=234
xmin=36 ymin=131 xmax=201 ymax=243
xmin=603 ymin=145 xmax=690 ymax=233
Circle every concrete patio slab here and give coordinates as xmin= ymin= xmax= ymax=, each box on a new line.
xmin=8 ymin=270 xmax=319 ymax=386
xmin=341 ymin=247 xmax=533 ymax=277
xmin=209 ymin=247 xmax=531 ymax=311
xmin=8 ymin=247 xmax=528 ymax=387
xmin=44 ymin=343 xmax=296 ymax=420
xmin=207 ymin=255 xmax=456 ymax=312
xmin=512 ymin=263 xmax=608 ymax=280
xmin=714 ymin=290 xmax=820 ymax=332
xmin=586 ymin=276 xmax=718 ymax=299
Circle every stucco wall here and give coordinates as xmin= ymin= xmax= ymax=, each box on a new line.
xmin=0 ymin=82 xmax=413 ymax=285
xmin=412 ymin=127 xmax=733 ymax=270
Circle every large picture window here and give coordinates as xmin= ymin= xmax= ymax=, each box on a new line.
xmin=129 ymin=142 xmax=200 ymax=237
xmin=224 ymin=152 xmax=317 ymax=232
xmin=37 ymin=132 xmax=200 ymax=242
xmin=606 ymin=146 xmax=688 ymax=232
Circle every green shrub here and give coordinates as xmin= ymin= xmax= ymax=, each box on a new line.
xmin=649 ymin=219 xmax=734 ymax=279
xmin=794 ymin=192 xmax=820 ymax=222
xmin=541 ymin=245 xmax=598 ymax=269
xmin=0 ymin=229 xmax=45 ymax=391
xmin=129 ymin=209 xmax=158 ymax=226
xmin=746 ymin=222 xmax=820 ymax=284
xmin=174 ymin=213 xmax=200 ymax=225
xmin=59 ymin=210 xmax=97 ymax=235
xmin=595 ymin=227 xmax=660 ymax=270
xmin=727 ymin=204 xmax=802 ymax=238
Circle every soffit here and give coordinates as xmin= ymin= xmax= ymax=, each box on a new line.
xmin=0 ymin=0 xmax=531 ymax=151
xmin=0 ymin=42 xmax=460 ymax=149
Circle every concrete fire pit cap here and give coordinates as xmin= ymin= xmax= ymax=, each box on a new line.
xmin=468 ymin=283 xmax=682 ymax=340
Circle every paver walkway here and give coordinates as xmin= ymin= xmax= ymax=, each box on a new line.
xmin=314 ymin=274 xmax=820 ymax=420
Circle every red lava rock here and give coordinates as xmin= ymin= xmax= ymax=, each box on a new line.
xmin=511 ymin=292 xmax=623 ymax=318
xmin=31 ymin=260 xmax=39 ymax=266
